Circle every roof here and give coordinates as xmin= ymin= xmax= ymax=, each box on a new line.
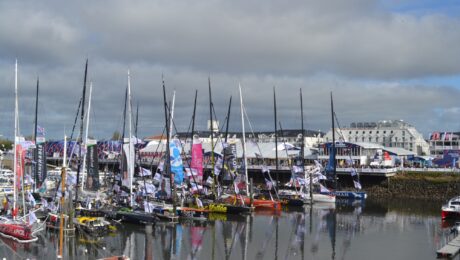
xmin=383 ymin=147 xmax=416 ymax=156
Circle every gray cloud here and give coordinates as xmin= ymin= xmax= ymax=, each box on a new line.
xmin=0 ymin=0 xmax=459 ymax=140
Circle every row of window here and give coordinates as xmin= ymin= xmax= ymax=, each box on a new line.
xmin=348 ymin=130 xmax=406 ymax=135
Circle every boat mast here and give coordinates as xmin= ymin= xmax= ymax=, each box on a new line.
xmin=208 ymin=78 xmax=217 ymax=195
xmin=81 ymin=81 xmax=93 ymax=189
xmin=127 ymin=70 xmax=134 ymax=207
xmin=58 ymin=135 xmax=67 ymax=259
xmin=331 ymin=92 xmax=337 ymax=190
xmin=169 ymin=91 xmax=176 ymax=138
xmin=13 ymin=60 xmax=18 ymax=219
xmin=224 ymin=96 xmax=232 ymax=143
xmin=239 ymin=84 xmax=250 ymax=195
xmin=273 ymin=87 xmax=279 ymax=187
xmin=75 ymin=59 xmax=88 ymax=203
xmin=33 ymin=77 xmax=39 ymax=192
xmin=162 ymin=76 xmax=176 ymax=214
xmin=189 ymin=90 xmax=200 ymax=186
xmin=300 ymin=88 xmax=312 ymax=200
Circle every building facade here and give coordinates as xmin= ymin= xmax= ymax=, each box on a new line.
xmin=324 ymin=120 xmax=429 ymax=155
xmin=429 ymin=132 xmax=460 ymax=157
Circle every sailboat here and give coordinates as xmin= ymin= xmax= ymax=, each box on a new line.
xmin=104 ymin=71 xmax=158 ymax=225
xmin=320 ymin=92 xmax=366 ymax=200
xmin=0 ymin=60 xmax=39 ymax=243
xmin=223 ymin=84 xmax=281 ymax=211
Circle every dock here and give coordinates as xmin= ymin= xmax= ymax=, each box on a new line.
xmin=437 ymin=234 xmax=460 ymax=258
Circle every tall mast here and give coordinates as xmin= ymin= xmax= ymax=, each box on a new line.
xmin=331 ymin=92 xmax=337 ymax=190
xmin=239 ymin=84 xmax=250 ymax=194
xmin=188 ymin=90 xmax=200 ymax=186
xmin=169 ymin=91 xmax=176 ymax=138
xmin=208 ymin=78 xmax=216 ymax=194
xmin=13 ymin=60 xmax=18 ymax=218
xmin=33 ymin=77 xmax=39 ymax=192
xmin=301 ymin=88 xmax=312 ymax=200
xmin=224 ymin=96 xmax=232 ymax=143
xmin=273 ymin=87 xmax=279 ymax=189
xmin=75 ymin=59 xmax=88 ymax=203
xmin=162 ymin=76 xmax=176 ymax=214
xmin=127 ymin=70 xmax=134 ymax=206
xmin=81 ymin=81 xmax=93 ymax=189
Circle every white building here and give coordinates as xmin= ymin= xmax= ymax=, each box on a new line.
xmin=428 ymin=132 xmax=460 ymax=157
xmin=324 ymin=120 xmax=429 ymax=155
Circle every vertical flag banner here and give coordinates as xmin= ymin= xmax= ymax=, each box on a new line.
xmin=170 ymin=138 xmax=184 ymax=184
xmin=191 ymin=139 xmax=203 ymax=183
xmin=86 ymin=139 xmax=100 ymax=191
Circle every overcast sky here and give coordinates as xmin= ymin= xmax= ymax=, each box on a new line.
xmin=1 ymin=0 xmax=460 ymax=140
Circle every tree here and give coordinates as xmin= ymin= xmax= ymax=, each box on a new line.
xmin=111 ymin=131 xmax=121 ymax=140
xmin=0 ymin=139 xmax=13 ymax=151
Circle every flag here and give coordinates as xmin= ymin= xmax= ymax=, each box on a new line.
xmin=28 ymin=211 xmax=38 ymax=225
xmin=196 ymin=197 xmax=203 ymax=208
xmin=353 ymin=180 xmax=362 ymax=190
xmin=157 ymin=160 xmax=164 ymax=171
xmin=191 ymin=142 xmax=203 ymax=183
xmin=154 ymin=172 xmax=162 ymax=182
xmin=144 ymin=183 xmax=156 ymax=194
xmin=41 ymin=198 xmax=48 ymax=208
xmin=265 ymin=178 xmax=273 ymax=190
xmin=25 ymin=174 xmax=34 ymax=185
xmin=37 ymin=125 xmax=46 ymax=137
xmin=139 ymin=167 xmax=152 ymax=176
xmin=170 ymin=139 xmax=184 ymax=184
xmin=319 ymin=184 xmax=330 ymax=193
xmin=27 ymin=191 xmax=36 ymax=207
xmin=292 ymin=165 xmax=303 ymax=174
xmin=214 ymin=157 xmax=223 ymax=176
xmin=206 ymin=176 xmax=214 ymax=186
xmin=144 ymin=201 xmax=154 ymax=213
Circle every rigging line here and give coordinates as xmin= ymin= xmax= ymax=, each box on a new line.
xmin=241 ymin=102 xmax=279 ymax=199
xmin=278 ymin=122 xmax=302 ymax=195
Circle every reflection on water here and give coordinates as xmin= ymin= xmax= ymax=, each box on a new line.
xmin=0 ymin=198 xmax=454 ymax=260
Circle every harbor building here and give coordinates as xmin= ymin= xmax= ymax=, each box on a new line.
xmin=428 ymin=131 xmax=460 ymax=157
xmin=323 ymin=120 xmax=429 ymax=156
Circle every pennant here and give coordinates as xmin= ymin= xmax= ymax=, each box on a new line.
xmin=154 ymin=172 xmax=162 ymax=182
xmin=139 ymin=167 xmax=152 ymax=176
xmin=170 ymin=139 xmax=184 ymax=184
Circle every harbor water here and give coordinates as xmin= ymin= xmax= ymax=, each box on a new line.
xmin=0 ymin=198 xmax=453 ymax=260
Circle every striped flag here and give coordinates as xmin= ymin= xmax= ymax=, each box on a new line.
xmin=37 ymin=125 xmax=45 ymax=137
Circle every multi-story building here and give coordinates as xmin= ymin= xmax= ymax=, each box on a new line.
xmin=428 ymin=132 xmax=460 ymax=157
xmin=323 ymin=120 xmax=429 ymax=155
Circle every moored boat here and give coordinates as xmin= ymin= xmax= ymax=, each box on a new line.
xmin=442 ymin=196 xmax=460 ymax=219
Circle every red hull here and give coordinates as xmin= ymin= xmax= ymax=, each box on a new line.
xmin=442 ymin=210 xmax=460 ymax=220
xmin=226 ymin=195 xmax=281 ymax=211
xmin=0 ymin=223 xmax=34 ymax=241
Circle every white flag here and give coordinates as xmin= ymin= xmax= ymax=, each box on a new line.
xmin=353 ymin=181 xmax=362 ymax=190
xmin=140 ymin=167 xmax=152 ymax=176
xmin=28 ymin=212 xmax=38 ymax=225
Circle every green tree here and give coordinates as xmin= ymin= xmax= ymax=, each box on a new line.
xmin=111 ymin=131 xmax=121 ymax=140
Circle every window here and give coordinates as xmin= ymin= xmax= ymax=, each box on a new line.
xmin=362 ymin=137 xmax=364 ymax=142
xmin=369 ymin=131 xmax=372 ymax=134
xmin=349 ymin=131 xmax=352 ymax=134
xmin=383 ymin=131 xmax=386 ymax=134
xmin=362 ymin=131 xmax=365 ymax=134
xmin=376 ymin=137 xmax=379 ymax=142
xmin=402 ymin=131 xmax=405 ymax=136
xmin=355 ymin=137 xmax=358 ymax=142
xmin=369 ymin=137 xmax=372 ymax=142
xmin=391 ymin=130 xmax=393 ymax=134
xmin=356 ymin=131 xmax=358 ymax=134
xmin=377 ymin=131 xmax=379 ymax=134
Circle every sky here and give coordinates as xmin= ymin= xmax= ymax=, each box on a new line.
xmin=1 ymin=0 xmax=460 ymax=140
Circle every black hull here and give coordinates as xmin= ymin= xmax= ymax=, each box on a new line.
xmin=113 ymin=211 xmax=157 ymax=225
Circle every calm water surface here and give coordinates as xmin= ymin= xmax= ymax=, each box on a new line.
xmin=0 ymin=198 xmax=455 ymax=260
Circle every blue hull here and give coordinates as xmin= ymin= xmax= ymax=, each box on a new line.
xmin=321 ymin=191 xmax=367 ymax=200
